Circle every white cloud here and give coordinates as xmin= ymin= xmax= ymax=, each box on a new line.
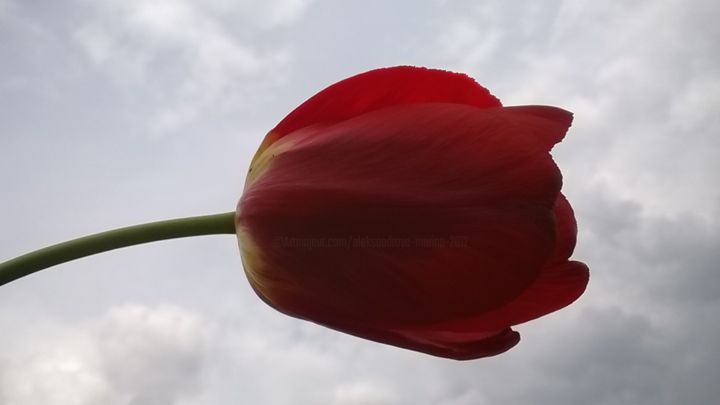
xmin=333 ymin=381 xmax=397 ymax=405
xmin=0 ymin=305 xmax=209 ymax=405
xmin=72 ymin=0 xmax=297 ymax=135
xmin=94 ymin=305 xmax=210 ymax=405
xmin=262 ymin=0 xmax=315 ymax=27
xmin=0 ymin=348 xmax=114 ymax=405
xmin=0 ymin=0 xmax=14 ymax=17
xmin=188 ymin=0 xmax=314 ymax=29
xmin=439 ymin=20 xmax=500 ymax=71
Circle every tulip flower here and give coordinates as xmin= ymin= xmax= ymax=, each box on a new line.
xmin=0 ymin=66 xmax=588 ymax=360
xmin=237 ymin=66 xmax=589 ymax=359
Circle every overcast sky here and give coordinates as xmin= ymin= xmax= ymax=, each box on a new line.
xmin=1 ymin=0 xmax=719 ymax=404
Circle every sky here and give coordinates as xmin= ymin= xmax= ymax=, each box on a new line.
xmin=0 ymin=0 xmax=718 ymax=404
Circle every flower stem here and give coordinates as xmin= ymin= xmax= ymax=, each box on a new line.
xmin=0 ymin=212 xmax=236 ymax=287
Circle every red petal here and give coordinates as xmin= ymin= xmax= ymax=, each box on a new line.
xmin=268 ymin=66 xmax=501 ymax=145
xmin=329 ymin=322 xmax=520 ymax=360
xmin=550 ymin=193 xmax=578 ymax=262
xmin=249 ymin=280 xmax=520 ymax=360
xmin=414 ymin=260 xmax=589 ymax=333
xmin=502 ymin=105 xmax=573 ymax=149
xmin=239 ymin=103 xmax=570 ymax=328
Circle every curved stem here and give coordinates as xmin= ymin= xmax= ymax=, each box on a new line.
xmin=0 ymin=212 xmax=236 ymax=287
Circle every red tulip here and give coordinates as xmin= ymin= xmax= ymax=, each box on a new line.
xmin=242 ymin=66 xmax=589 ymax=360
xmin=0 ymin=65 xmax=588 ymax=360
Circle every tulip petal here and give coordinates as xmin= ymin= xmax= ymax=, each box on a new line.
xmin=261 ymin=66 xmax=502 ymax=151
xmin=511 ymin=260 xmax=589 ymax=324
xmin=550 ymin=193 xmax=578 ymax=262
xmin=248 ymin=276 xmax=520 ymax=360
xmin=326 ymin=321 xmax=520 ymax=360
xmin=238 ymin=103 xmax=572 ymax=328
xmin=406 ymin=260 xmax=589 ymax=335
xmin=502 ymin=105 xmax=573 ymax=149
xmin=312 ymin=262 xmax=586 ymax=361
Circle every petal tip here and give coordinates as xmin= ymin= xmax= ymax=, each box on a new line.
xmin=503 ymin=105 xmax=575 ymax=147
xmin=447 ymin=328 xmax=521 ymax=361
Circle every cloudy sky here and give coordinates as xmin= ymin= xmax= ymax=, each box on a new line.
xmin=1 ymin=0 xmax=718 ymax=403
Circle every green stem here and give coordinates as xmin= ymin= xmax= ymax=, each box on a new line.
xmin=0 ymin=212 xmax=236 ymax=287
